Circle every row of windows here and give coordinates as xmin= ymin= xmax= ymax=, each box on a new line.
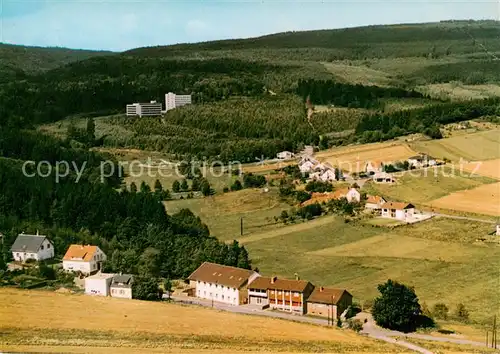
xmin=111 ymin=288 xmax=126 ymax=295
xmin=40 ymin=243 xmax=51 ymax=250
xmin=270 ymin=290 xmax=301 ymax=297
xmin=198 ymin=281 xmax=236 ymax=292
xmin=197 ymin=290 xmax=237 ymax=303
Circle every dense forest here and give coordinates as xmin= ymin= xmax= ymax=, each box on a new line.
xmin=0 ymin=127 xmax=251 ymax=278
xmin=296 ymin=79 xmax=428 ymax=109
xmin=355 ymin=97 xmax=500 ymax=142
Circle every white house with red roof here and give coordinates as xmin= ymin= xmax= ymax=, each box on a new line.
xmin=63 ymin=244 xmax=107 ymax=275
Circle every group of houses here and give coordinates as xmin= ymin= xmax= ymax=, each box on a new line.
xmin=298 ymin=156 xmax=343 ymax=183
xmin=187 ymin=262 xmax=353 ymax=319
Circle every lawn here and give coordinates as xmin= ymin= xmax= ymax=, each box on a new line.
xmin=363 ymin=166 xmax=497 ymax=204
xmin=410 ymin=129 xmax=500 ymax=162
xmin=0 ymin=289 xmax=403 ymax=353
xmin=164 ymin=188 xmax=289 ymax=242
xmin=242 ymin=216 xmax=500 ymax=324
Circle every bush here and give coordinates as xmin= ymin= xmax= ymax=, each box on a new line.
xmin=305 ymin=180 xmax=333 ymax=193
xmin=433 ymin=303 xmax=449 ymax=320
xmin=38 ymin=262 xmax=56 ymax=280
xmin=295 ymin=190 xmax=311 ymax=204
xmin=454 ymin=303 xmax=469 ymax=322
xmin=231 ymin=180 xmax=243 ymax=191
xmin=345 ymin=304 xmax=362 ymax=319
xmin=132 ymin=277 xmax=162 ymax=301
xmin=223 ymin=187 xmax=229 ymax=193
xmin=348 ymin=318 xmax=363 ymax=332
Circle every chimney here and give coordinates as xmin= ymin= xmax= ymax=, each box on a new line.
xmin=294 ymin=273 xmax=299 ymax=281
xmin=271 ymin=276 xmax=277 ymax=284
xmin=320 ymin=286 xmax=324 ymax=292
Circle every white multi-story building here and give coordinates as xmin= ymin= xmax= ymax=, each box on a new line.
xmin=63 ymin=244 xmax=107 ymax=275
xmin=188 ymin=262 xmax=259 ymax=306
xmin=165 ymin=92 xmax=192 ymax=111
xmin=10 ymin=233 xmax=54 ymax=262
xmin=381 ymin=202 xmax=416 ymax=221
xmin=126 ymin=101 xmax=162 ymax=117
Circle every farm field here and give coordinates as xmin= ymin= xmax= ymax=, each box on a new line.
xmin=410 ymin=129 xmax=500 ymax=162
xmin=164 ymin=188 xmax=289 ymax=241
xmin=427 ymin=182 xmax=500 ymax=217
xmin=314 ymin=141 xmax=417 ymax=172
xmin=243 ymin=216 xmax=500 ymax=324
xmin=461 ymin=158 xmax=500 ymax=179
xmin=0 ymin=289 xmax=402 ymax=353
xmin=364 ymin=167 xmax=497 ymax=204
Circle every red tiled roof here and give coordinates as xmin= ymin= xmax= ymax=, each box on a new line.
xmin=248 ymin=276 xmax=311 ymax=292
xmin=307 ymin=287 xmax=352 ymax=305
xmin=63 ymin=245 xmax=99 ymax=262
xmin=188 ymin=262 xmax=255 ymax=289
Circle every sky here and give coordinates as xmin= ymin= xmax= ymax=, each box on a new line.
xmin=0 ymin=0 xmax=498 ymax=51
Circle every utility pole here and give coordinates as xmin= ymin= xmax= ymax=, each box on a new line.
xmin=493 ymin=315 xmax=497 ymax=349
xmin=331 ymin=295 xmax=335 ymax=326
xmin=240 ymin=217 xmax=244 ymax=237
xmin=487 ymin=331 xmax=489 ymax=348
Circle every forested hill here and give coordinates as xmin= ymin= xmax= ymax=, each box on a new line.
xmin=0 ymin=43 xmax=112 ymax=83
xmin=125 ymin=20 xmax=500 ymax=60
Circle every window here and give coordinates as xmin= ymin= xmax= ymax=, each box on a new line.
xmin=40 ymin=245 xmax=44 ymax=250
xmin=204 ymin=291 xmax=206 ymax=296
xmin=222 ymin=295 xmax=224 ymax=300
xmin=120 ymin=290 xmax=125 ymax=295
xmin=215 ymin=294 xmax=218 ymax=299
xmin=47 ymin=244 xmax=50 ymax=249
xmin=209 ymin=292 xmax=212 ymax=297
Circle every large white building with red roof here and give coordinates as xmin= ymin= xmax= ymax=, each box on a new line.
xmin=62 ymin=244 xmax=107 ymax=275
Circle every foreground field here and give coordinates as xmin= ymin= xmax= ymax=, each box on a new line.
xmin=0 ymin=289 xmax=403 ymax=353
xmin=411 ymin=129 xmax=500 ymax=162
xmin=428 ymin=182 xmax=500 ymax=217
xmin=243 ymin=216 xmax=500 ymax=324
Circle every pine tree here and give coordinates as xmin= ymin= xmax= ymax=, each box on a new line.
xmin=86 ymin=118 xmax=96 ymax=145
xmin=180 ymin=179 xmax=189 ymax=192
xmin=140 ymin=181 xmax=151 ymax=194
xmin=201 ymin=180 xmax=212 ymax=196
xmin=191 ymin=178 xmax=201 ymax=192
xmin=172 ymin=180 xmax=180 ymax=193
xmin=236 ymin=246 xmax=250 ymax=269
xmin=154 ymin=179 xmax=163 ymax=195
xmin=130 ymin=182 xmax=138 ymax=193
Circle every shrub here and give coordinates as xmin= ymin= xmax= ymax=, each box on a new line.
xmin=433 ymin=303 xmax=449 ymax=320
xmin=454 ymin=303 xmax=469 ymax=322
xmin=223 ymin=187 xmax=229 ymax=193
xmin=348 ymin=318 xmax=363 ymax=332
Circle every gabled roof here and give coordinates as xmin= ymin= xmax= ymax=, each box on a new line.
xmin=63 ymin=245 xmax=100 ymax=262
xmin=248 ymin=276 xmax=311 ymax=292
xmin=366 ymin=195 xmax=386 ymax=204
xmin=11 ymin=234 xmax=50 ymax=253
xmin=381 ymin=201 xmax=415 ymax=210
xmin=188 ymin=262 xmax=255 ymax=289
xmin=307 ymin=287 xmax=352 ymax=305
xmin=111 ymin=274 xmax=134 ymax=288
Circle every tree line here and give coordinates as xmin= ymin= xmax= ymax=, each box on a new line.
xmin=296 ymin=79 xmax=428 ymax=109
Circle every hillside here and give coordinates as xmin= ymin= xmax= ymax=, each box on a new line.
xmin=0 ymin=43 xmax=112 ymax=79
xmin=0 ymin=288 xmax=403 ymax=353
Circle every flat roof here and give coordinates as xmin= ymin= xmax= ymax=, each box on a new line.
xmin=85 ymin=273 xmax=115 ymax=280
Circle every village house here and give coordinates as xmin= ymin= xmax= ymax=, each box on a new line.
xmin=381 ymin=202 xmax=415 ymax=221
xmin=63 ymin=244 xmax=107 ymax=275
xmin=277 ymin=151 xmax=295 ymax=160
xmin=407 ymin=154 xmax=437 ymax=169
xmin=298 ymin=156 xmax=319 ymax=173
xmin=306 ymin=287 xmax=353 ymax=319
xmin=84 ymin=273 xmax=114 ymax=296
xmin=247 ymin=276 xmax=315 ymax=314
xmin=301 ymin=187 xmax=361 ymax=207
xmin=372 ymin=172 xmax=396 ymax=184
xmin=10 ymin=232 xmax=54 ymax=262
xmin=110 ymin=274 xmax=134 ymax=299
xmin=188 ymin=262 xmax=259 ymax=306
xmin=309 ymin=167 xmax=341 ymax=183
xmin=365 ymin=160 xmax=384 ymax=175
xmin=365 ymin=195 xmax=387 ymax=210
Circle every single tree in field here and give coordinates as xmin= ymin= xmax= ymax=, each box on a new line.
xmin=433 ymin=303 xmax=449 ymax=320
xmin=454 ymin=303 xmax=469 ymax=322
xmin=372 ymin=279 xmax=421 ymax=332
xmin=172 ymin=180 xmax=180 ymax=193
xmin=180 ymin=179 xmax=189 ymax=192
xmin=154 ymin=179 xmax=163 ymax=195
xmin=130 ymin=182 xmax=138 ymax=194
xmin=164 ymin=278 xmax=173 ymax=300
xmin=201 ymin=180 xmax=212 ymax=196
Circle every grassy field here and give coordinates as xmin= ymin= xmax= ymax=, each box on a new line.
xmin=0 ymin=289 xmax=404 ymax=354
xmin=164 ymin=188 xmax=289 ymax=241
xmin=410 ymin=129 xmax=500 ymax=162
xmin=402 ymin=338 xmax=498 ymax=353
xmin=428 ymin=182 xmax=500 ymax=217
xmin=243 ymin=216 xmax=500 ymax=324
xmin=461 ymin=158 xmax=500 ymax=180
xmin=419 ymin=83 xmax=500 ymax=101
xmin=314 ymin=141 xmax=417 ymax=172
xmin=363 ymin=167 xmax=497 ymax=204
xmin=322 ymin=62 xmax=397 ymax=87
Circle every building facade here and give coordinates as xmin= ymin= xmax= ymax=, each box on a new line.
xmin=10 ymin=233 xmax=54 ymax=262
xmin=126 ymin=101 xmax=162 ymax=117
xmin=165 ymin=92 xmax=192 ymax=111
xmin=188 ymin=262 xmax=259 ymax=306
xmin=381 ymin=202 xmax=415 ymax=221
xmin=365 ymin=195 xmax=387 ymax=210
xmin=306 ymin=287 xmax=353 ymax=319
xmin=247 ymin=276 xmax=315 ymax=314
xmin=84 ymin=273 xmax=114 ymax=296
xmin=277 ymin=151 xmax=294 ymax=160
xmin=110 ymin=274 xmax=134 ymax=299
xmin=63 ymin=245 xmax=107 ymax=275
